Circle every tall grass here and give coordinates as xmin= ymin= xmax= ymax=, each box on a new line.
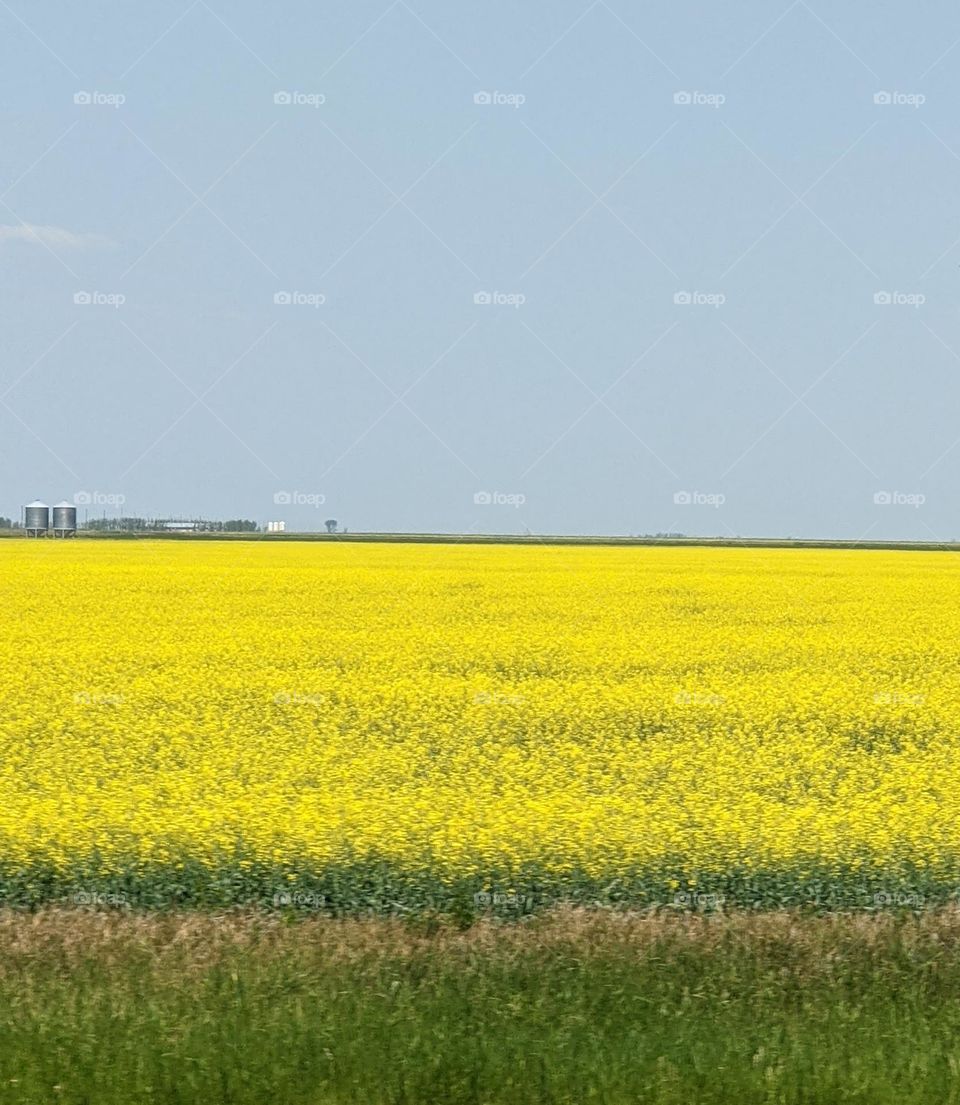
xmin=0 ymin=908 xmax=957 ymax=1103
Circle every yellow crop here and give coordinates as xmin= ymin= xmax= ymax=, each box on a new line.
xmin=0 ymin=539 xmax=956 ymax=902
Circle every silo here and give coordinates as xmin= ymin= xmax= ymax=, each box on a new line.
xmin=51 ymin=501 xmax=77 ymax=537
xmin=24 ymin=500 xmax=49 ymax=537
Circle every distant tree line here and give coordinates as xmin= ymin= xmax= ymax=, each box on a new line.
xmin=81 ymin=518 xmax=261 ymax=533
xmin=2 ymin=515 xmax=340 ymax=534
xmin=83 ymin=518 xmax=153 ymax=532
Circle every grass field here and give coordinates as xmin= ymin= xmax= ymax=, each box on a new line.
xmin=1 ymin=538 xmax=959 ymax=911
xmin=0 ymin=907 xmax=957 ymax=1104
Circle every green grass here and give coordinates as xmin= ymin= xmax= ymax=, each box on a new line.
xmin=6 ymin=527 xmax=960 ymax=550
xmin=0 ymin=908 xmax=958 ymax=1104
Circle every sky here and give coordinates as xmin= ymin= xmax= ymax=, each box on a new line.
xmin=1 ymin=0 xmax=959 ymax=539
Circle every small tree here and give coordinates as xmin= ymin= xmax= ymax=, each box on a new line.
xmin=324 ymin=519 xmax=338 ymax=534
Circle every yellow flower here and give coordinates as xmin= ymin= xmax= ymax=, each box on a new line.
xmin=0 ymin=539 xmax=952 ymax=890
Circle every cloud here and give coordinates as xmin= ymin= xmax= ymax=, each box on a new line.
xmin=0 ymin=223 xmax=112 ymax=249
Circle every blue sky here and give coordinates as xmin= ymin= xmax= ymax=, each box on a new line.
xmin=2 ymin=0 xmax=960 ymax=538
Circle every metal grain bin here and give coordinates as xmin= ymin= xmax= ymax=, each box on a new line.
xmin=51 ymin=501 xmax=77 ymax=537
xmin=24 ymin=500 xmax=49 ymax=536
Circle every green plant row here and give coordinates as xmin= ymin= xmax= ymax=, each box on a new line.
xmin=1 ymin=856 xmax=958 ymax=915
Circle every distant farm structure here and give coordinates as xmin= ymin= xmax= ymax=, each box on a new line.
xmin=16 ymin=505 xmax=264 ymax=537
xmin=83 ymin=517 xmax=260 ymax=533
xmin=22 ymin=500 xmax=77 ymax=537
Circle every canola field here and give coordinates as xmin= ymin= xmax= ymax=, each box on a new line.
xmin=1 ymin=538 xmax=958 ymax=911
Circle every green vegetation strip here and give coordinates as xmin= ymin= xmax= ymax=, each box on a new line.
xmin=0 ymin=858 xmax=957 ymax=915
xmin=0 ymin=907 xmax=958 ymax=1104
xmin=5 ymin=527 xmax=960 ymax=550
